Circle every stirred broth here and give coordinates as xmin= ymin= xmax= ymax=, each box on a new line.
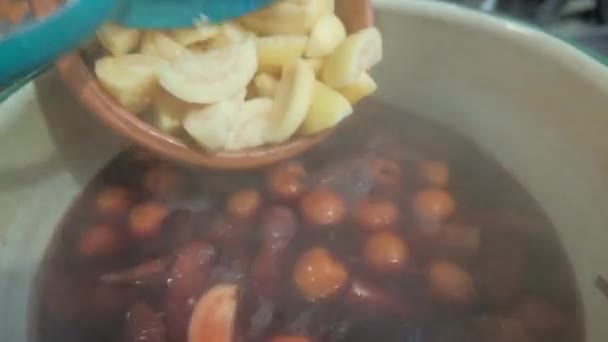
xmin=33 ymin=99 xmax=582 ymax=342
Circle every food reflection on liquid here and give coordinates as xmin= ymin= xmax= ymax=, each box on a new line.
xmin=35 ymin=104 xmax=581 ymax=342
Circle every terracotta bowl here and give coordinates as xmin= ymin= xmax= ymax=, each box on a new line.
xmin=30 ymin=0 xmax=374 ymax=169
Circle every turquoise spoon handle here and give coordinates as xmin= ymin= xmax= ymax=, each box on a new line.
xmin=0 ymin=0 xmax=117 ymax=86
xmin=111 ymin=0 xmax=276 ymax=28
xmin=0 ymin=0 xmax=277 ymax=86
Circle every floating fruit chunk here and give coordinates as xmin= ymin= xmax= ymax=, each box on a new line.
xmin=354 ymin=197 xmax=399 ymax=232
xmin=363 ymin=232 xmax=409 ymax=275
xmin=188 ymin=284 xmax=238 ymax=342
xmin=225 ymin=189 xmax=263 ymax=220
xmin=266 ymin=161 xmax=307 ymax=201
xmin=300 ymin=189 xmax=346 ymax=227
xmin=293 ymin=247 xmax=348 ymax=301
xmin=128 ymin=202 xmax=168 ymax=239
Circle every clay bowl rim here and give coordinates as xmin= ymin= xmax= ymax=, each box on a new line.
xmin=30 ymin=0 xmax=374 ymax=170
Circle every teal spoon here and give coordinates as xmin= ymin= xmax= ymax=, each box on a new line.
xmin=112 ymin=0 xmax=276 ymax=29
xmin=0 ymin=0 xmax=275 ymax=86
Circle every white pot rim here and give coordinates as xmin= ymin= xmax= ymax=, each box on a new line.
xmin=373 ymin=0 xmax=608 ymax=91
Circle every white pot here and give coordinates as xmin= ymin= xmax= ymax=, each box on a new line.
xmin=372 ymin=2 xmax=608 ymax=341
xmin=0 ymin=0 xmax=607 ymax=340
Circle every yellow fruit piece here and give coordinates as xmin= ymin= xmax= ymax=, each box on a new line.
xmin=256 ymin=35 xmax=308 ymax=73
xmin=226 ymin=98 xmax=274 ymax=150
xmin=152 ymin=91 xmax=193 ymax=133
xmin=95 ymin=54 xmax=165 ymax=114
xmin=246 ymin=81 xmax=258 ymax=99
xmin=300 ymin=81 xmax=352 ymax=135
xmin=253 ymin=73 xmax=279 ymax=98
xmin=305 ymin=14 xmax=346 ymax=58
xmin=239 ymin=0 xmax=329 ymax=35
xmin=209 ymin=22 xmax=249 ymax=49
xmin=172 ymin=24 xmax=221 ymax=45
xmin=266 ymin=59 xmax=316 ymax=143
xmin=97 ymin=23 xmax=140 ymax=56
xmin=140 ymin=31 xmax=189 ymax=61
xmin=183 ymin=91 xmax=246 ymax=150
xmin=158 ymin=38 xmax=257 ymax=104
xmin=338 ymin=73 xmax=378 ymax=104
xmin=322 ymin=27 xmax=383 ymax=88
xmin=155 ymin=113 xmax=181 ymax=133
xmin=305 ymin=58 xmax=324 ymax=77
xmin=325 ymin=0 xmax=336 ymax=13
xmin=286 ymin=58 xmax=324 ymax=77
xmin=188 ymin=284 xmax=238 ymax=342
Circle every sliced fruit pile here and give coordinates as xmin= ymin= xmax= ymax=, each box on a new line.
xmin=92 ymin=0 xmax=382 ymax=151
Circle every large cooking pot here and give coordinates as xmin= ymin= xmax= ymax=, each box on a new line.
xmin=1 ymin=0 xmax=607 ymax=341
